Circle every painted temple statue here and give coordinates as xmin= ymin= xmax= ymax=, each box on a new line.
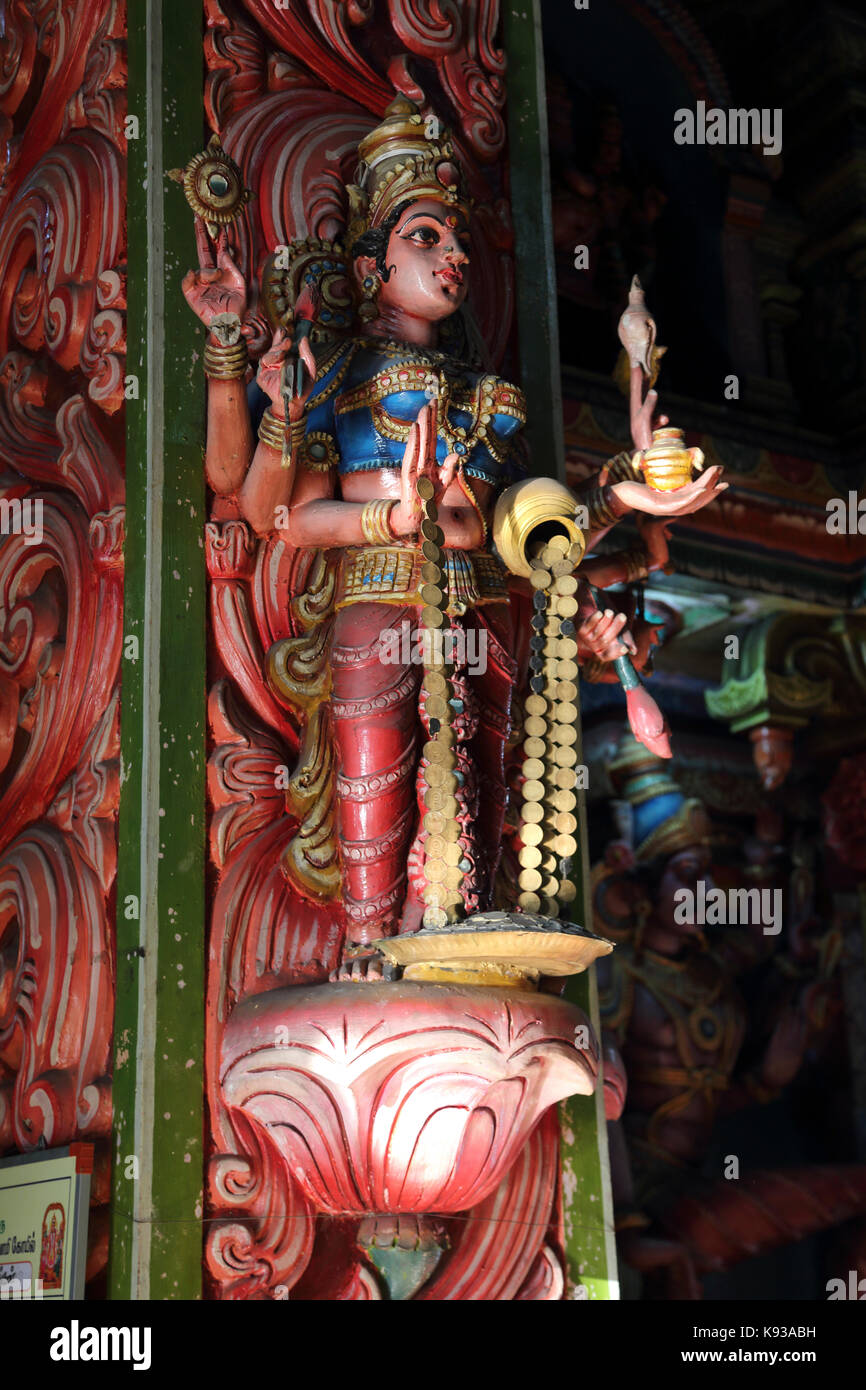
xmin=3 ymin=0 xmax=866 ymax=1310
xmin=179 ymin=96 xmax=724 ymax=1298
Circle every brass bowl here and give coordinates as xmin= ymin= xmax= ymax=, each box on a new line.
xmin=374 ymin=910 xmax=613 ymax=988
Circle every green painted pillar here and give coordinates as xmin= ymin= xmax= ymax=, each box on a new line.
xmin=503 ymin=0 xmax=566 ymax=485
xmin=109 ymin=0 xmax=207 ymax=1300
xmin=504 ymin=0 xmax=619 ymax=1300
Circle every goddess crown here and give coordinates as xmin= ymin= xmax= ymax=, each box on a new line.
xmin=345 ymin=95 xmax=470 ymax=251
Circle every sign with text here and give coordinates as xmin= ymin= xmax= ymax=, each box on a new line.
xmin=0 ymin=1145 xmax=92 ymax=1300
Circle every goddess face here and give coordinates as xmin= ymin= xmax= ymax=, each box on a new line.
xmin=375 ymin=197 xmax=470 ymax=323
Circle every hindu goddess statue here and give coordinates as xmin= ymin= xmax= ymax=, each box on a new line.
xmin=182 ymin=98 xmax=725 ymax=958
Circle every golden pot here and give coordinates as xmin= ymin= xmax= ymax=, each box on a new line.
xmin=636 ymin=427 xmax=704 ymax=491
xmin=492 ymin=477 xmax=586 ymax=579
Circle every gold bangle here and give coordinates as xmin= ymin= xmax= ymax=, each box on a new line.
xmin=360 ymin=499 xmax=396 ymax=546
xmin=258 ymin=410 xmax=305 ymax=470
xmin=203 ymin=339 xmax=249 ymax=379
xmin=583 ymin=482 xmax=621 ymax=531
xmin=258 ymin=407 xmax=286 ymax=452
xmin=605 ymin=451 xmax=642 ymax=485
xmin=621 ymin=545 xmax=650 ymax=583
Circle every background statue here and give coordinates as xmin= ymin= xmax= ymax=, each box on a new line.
xmin=594 ymin=732 xmax=866 ymax=1299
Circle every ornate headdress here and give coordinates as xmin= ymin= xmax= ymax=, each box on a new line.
xmin=607 ymin=731 xmax=711 ymax=862
xmin=345 ymin=95 xmax=470 ymax=251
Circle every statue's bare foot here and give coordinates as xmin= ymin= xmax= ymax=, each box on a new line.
xmin=330 ymin=949 xmax=393 ymax=983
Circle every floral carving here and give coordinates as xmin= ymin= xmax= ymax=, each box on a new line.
xmin=221 ymin=982 xmax=596 ymax=1215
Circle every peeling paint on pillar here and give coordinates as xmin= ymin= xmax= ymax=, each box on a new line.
xmin=109 ymin=0 xmax=206 ymax=1301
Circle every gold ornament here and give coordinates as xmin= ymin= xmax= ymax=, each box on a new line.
xmin=169 ymin=133 xmax=252 ymax=239
xmin=359 ymin=499 xmax=397 ymax=546
xmin=636 ymin=426 xmax=705 ymax=492
xmin=345 ymin=96 xmax=470 ymax=253
xmin=358 ymin=273 xmax=380 ymax=324
xmin=257 ymin=407 xmax=289 ymax=453
xmin=203 ymin=339 xmax=249 ymax=380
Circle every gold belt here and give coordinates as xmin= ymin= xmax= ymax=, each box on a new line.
xmin=336 ymin=546 xmax=510 ymax=615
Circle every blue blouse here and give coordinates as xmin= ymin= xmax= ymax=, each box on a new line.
xmin=298 ymin=338 xmax=527 ymax=488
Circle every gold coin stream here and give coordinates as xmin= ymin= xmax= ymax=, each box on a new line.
xmin=416 ymin=477 xmax=465 ymax=929
xmin=515 ymin=536 xmax=584 ymax=917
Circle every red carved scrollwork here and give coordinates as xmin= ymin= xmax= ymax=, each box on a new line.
xmin=0 ymin=0 xmax=126 ymax=1288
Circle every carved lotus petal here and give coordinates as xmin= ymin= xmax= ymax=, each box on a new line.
xmin=221 ymin=980 xmax=597 ymax=1214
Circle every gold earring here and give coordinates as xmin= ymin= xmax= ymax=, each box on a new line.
xmin=358 ymin=273 xmax=380 ymax=323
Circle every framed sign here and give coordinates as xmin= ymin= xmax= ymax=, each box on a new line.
xmin=0 ymin=1144 xmax=92 ymax=1300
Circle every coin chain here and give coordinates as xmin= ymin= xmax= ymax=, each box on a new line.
xmin=416 ymin=477 xmax=466 ymax=928
xmin=516 ymin=535 xmax=584 ymax=916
